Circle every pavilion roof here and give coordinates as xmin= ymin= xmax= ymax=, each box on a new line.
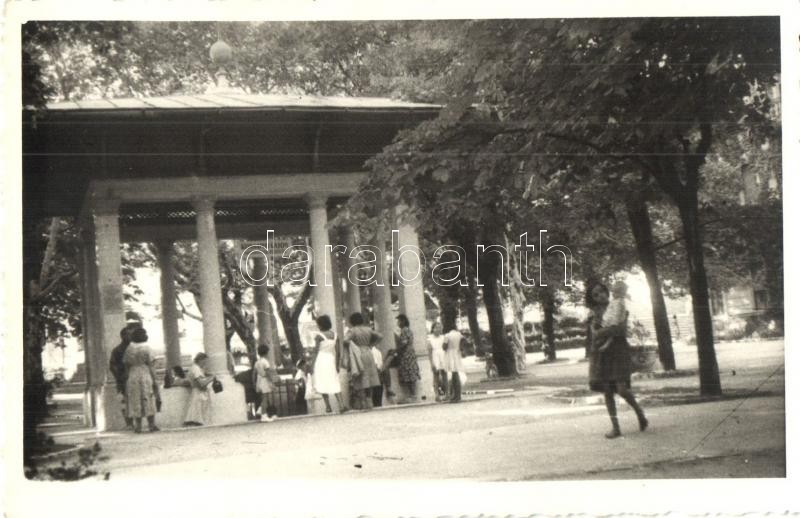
xmin=44 ymin=92 xmax=440 ymax=112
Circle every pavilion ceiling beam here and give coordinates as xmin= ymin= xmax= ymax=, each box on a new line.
xmin=84 ymin=172 xmax=367 ymax=206
xmin=119 ymin=220 xmax=310 ymax=244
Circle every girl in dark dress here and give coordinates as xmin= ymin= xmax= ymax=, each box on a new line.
xmin=395 ymin=314 xmax=421 ymax=401
xmin=586 ymin=281 xmax=648 ymax=439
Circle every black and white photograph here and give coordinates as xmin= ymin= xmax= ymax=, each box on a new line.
xmin=3 ymin=1 xmax=798 ymax=516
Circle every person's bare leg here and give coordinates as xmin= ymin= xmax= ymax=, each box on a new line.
xmin=450 ymin=373 xmax=462 ymax=402
xmin=134 ymin=417 xmax=142 ymax=433
xmin=617 ymin=385 xmax=648 ymax=431
xmin=335 ymin=393 xmax=348 ymax=413
xmin=147 ymin=415 xmax=159 ymax=432
xmin=259 ymin=393 xmax=270 ymax=419
xmin=604 ymin=390 xmax=621 ymax=438
xmin=322 ymin=394 xmax=332 ymax=413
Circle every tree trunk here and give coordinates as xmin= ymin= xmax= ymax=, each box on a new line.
xmin=626 ymin=197 xmax=676 ymax=370
xmin=222 ymin=296 xmax=258 ymax=366
xmin=23 ymin=297 xmax=48 ymax=462
xmin=678 ymin=194 xmax=721 ymax=395
xmin=438 ymin=284 xmax=459 ymax=332
xmin=281 ymin=315 xmax=304 ymax=365
xmin=23 ymin=220 xmax=53 ymax=462
xmin=270 ymin=283 xmax=313 ymax=365
xmin=505 ymin=234 xmax=527 ymax=372
xmin=464 ymin=279 xmax=484 ymax=355
xmin=479 ymin=254 xmax=516 ymax=377
xmin=540 ymin=286 xmax=557 ymax=362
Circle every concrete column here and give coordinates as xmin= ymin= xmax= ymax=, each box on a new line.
xmin=91 ymin=201 xmax=128 ymax=430
xmin=341 ymin=226 xmax=362 ymax=317
xmin=155 ymin=240 xmax=182 ymax=370
xmin=77 ymin=221 xmax=102 ymax=426
xmin=192 ymin=197 xmax=227 ymax=374
xmin=373 ymin=230 xmax=396 ymax=357
xmin=396 ymin=219 xmax=435 ymax=402
xmin=192 ymin=197 xmax=247 ymax=425
xmin=252 ymin=254 xmax=278 ymax=367
xmin=307 ymin=194 xmax=347 ymax=411
xmin=306 ymin=194 xmax=337 ymax=320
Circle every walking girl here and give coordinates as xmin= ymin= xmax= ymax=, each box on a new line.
xmin=586 ymin=280 xmax=648 ymax=438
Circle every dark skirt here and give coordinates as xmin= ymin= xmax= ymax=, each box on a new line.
xmin=588 ymin=336 xmax=632 ymax=393
xmin=398 ymin=345 xmax=421 ymax=384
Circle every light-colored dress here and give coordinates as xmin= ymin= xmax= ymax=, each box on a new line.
xmin=123 ymin=342 xmax=157 ymax=418
xmin=599 ymin=298 xmax=627 ymax=351
xmin=313 ymin=331 xmax=341 ymax=395
xmin=443 ymin=329 xmax=464 ymax=373
xmin=428 ymin=334 xmax=446 ymax=371
xmin=184 ymin=363 xmax=213 ymax=425
xmin=254 ymin=357 xmax=274 ymax=394
xmin=345 ymin=326 xmax=382 ymax=390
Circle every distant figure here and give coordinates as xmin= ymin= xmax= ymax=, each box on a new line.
xmin=586 ymin=280 xmax=648 ymax=439
xmin=109 ymin=323 xmax=140 ymax=429
xmin=293 ymin=359 xmax=309 ymax=415
xmin=254 ymin=344 xmax=276 ymax=422
xmin=427 ymin=321 xmax=447 ymax=400
xmin=443 ymin=325 xmax=464 ymax=403
xmin=344 ymin=312 xmax=382 ymax=410
xmin=123 ymin=327 xmax=160 ymax=433
xmin=184 ymin=353 xmax=215 ymax=426
xmin=395 ymin=314 xmax=421 ymax=402
xmin=370 ymin=341 xmax=384 ymax=407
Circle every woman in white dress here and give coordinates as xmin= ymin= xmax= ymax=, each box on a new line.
xmin=184 ymin=353 xmax=214 ymax=426
xmin=311 ymin=315 xmax=347 ymax=414
xmin=427 ymin=321 xmax=447 ymax=400
xmin=443 ymin=326 xmax=465 ymax=403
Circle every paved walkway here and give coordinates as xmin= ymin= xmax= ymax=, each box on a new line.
xmin=59 ymin=364 xmax=783 ymax=481
xmin=39 ymin=339 xmax=786 ymax=481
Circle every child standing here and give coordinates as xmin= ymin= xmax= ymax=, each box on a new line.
xmin=293 ymin=359 xmax=309 ymax=415
xmin=370 ymin=343 xmax=384 ymax=407
xmin=254 ymin=344 xmax=276 ymax=422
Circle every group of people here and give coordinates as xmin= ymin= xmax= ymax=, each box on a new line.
xmin=426 ymin=322 xmax=465 ymax=403
xmin=290 ymin=311 xmax=467 ymax=414
xmin=109 ymin=323 xmax=221 ymax=432
xmin=294 ymin=312 xmax=425 ymax=414
xmin=110 ymin=278 xmax=646 ymax=440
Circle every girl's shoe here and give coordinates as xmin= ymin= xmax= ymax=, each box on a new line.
xmin=605 ymin=429 xmax=622 ymax=439
xmin=260 ymin=414 xmax=271 ymax=422
xmin=149 ymin=426 xmax=160 ymax=433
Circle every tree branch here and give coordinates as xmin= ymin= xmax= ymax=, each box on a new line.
xmin=38 ymin=218 xmax=60 ymax=288
xmin=32 ymin=271 xmax=77 ymax=303
xmin=686 ymin=122 xmax=713 ymax=190
xmin=291 ymin=283 xmax=314 ymax=322
xmin=176 ymin=294 xmax=203 ymax=321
